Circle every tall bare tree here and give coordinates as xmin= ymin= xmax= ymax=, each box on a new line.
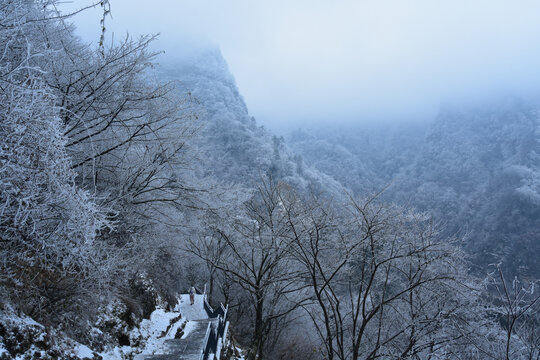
xmin=281 ymin=190 xmax=478 ymax=360
xmin=188 ymin=178 xmax=307 ymax=360
xmin=483 ymin=265 xmax=540 ymax=360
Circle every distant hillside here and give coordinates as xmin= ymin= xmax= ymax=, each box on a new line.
xmin=396 ymin=98 xmax=540 ymax=277
xmin=158 ymin=48 xmax=344 ymax=195
xmin=287 ymin=123 xmax=426 ymax=194
xmin=287 ymin=98 xmax=540 ymax=277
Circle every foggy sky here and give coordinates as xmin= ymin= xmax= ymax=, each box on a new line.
xmin=64 ymin=1 xmax=540 ymax=129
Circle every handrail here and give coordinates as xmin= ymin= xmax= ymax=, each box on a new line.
xmin=222 ymin=321 xmax=229 ymax=345
xmin=201 ymin=299 xmax=229 ymax=360
xmin=197 ymin=281 xmax=230 ymax=360
xmin=200 ymin=322 xmax=212 ymax=360
xmin=203 ymin=297 xmax=214 ymax=318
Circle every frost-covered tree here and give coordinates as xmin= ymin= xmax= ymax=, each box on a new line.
xmin=0 ymin=0 xmax=208 ymax=337
xmin=480 ymin=265 xmax=540 ymax=360
xmin=279 ymin=189 xmax=489 ymax=360
xmin=0 ymin=0 xmax=109 ymax=325
xmin=188 ymin=178 xmax=307 ymax=360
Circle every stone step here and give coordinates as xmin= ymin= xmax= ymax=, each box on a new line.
xmin=142 ymin=319 xmax=217 ymax=360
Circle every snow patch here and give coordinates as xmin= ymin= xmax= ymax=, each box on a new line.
xmin=75 ymin=344 xmax=95 ymax=359
xmin=102 ymin=307 xmax=183 ymax=359
xmin=181 ymin=320 xmax=197 ymax=339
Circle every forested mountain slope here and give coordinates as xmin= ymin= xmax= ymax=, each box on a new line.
xmin=287 ymin=123 xmax=426 ymax=194
xmin=287 ymin=98 xmax=540 ymax=277
xmin=158 ymin=49 xmax=344 ymax=194
xmin=395 ymin=99 xmax=540 ymax=277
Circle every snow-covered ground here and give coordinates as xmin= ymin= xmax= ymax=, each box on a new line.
xmin=102 ymin=307 xmax=186 ymax=359
xmin=0 ymin=304 xmax=102 ymax=359
xmin=52 ymin=306 xmax=186 ymax=360
xmin=175 ymin=294 xmax=208 ymax=320
xmin=101 ymin=294 xmax=209 ymax=359
xmin=0 ymin=346 xmax=9 ymax=357
xmin=0 ymin=294 xmax=237 ymax=360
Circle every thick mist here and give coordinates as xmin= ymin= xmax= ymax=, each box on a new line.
xmin=64 ymin=1 xmax=540 ymax=130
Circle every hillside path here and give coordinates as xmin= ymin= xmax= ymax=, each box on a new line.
xmin=140 ymin=294 xmax=215 ymax=360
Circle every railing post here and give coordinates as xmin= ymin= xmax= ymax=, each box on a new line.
xmin=200 ymin=322 xmax=212 ymax=360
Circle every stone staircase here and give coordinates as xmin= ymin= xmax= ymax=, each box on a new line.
xmin=142 ymin=319 xmax=217 ymax=360
xmin=141 ymin=293 xmax=228 ymax=360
